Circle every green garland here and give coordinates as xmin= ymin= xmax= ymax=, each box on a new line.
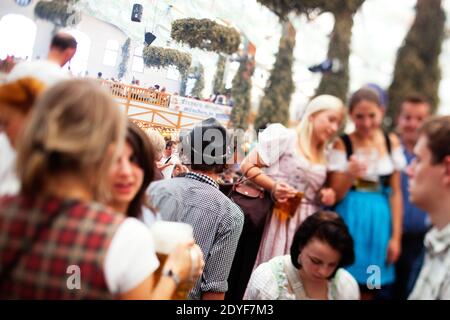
xmin=387 ymin=0 xmax=444 ymax=129
xmin=230 ymin=55 xmax=255 ymax=130
xmin=213 ymin=54 xmax=227 ymax=94
xmin=257 ymin=0 xmax=364 ymax=18
xmin=254 ymin=26 xmax=295 ymax=131
xmin=143 ymin=46 xmax=191 ymax=75
xmin=191 ymin=64 xmax=205 ymax=99
xmin=118 ymin=38 xmax=131 ymax=80
xmin=171 ymin=18 xmax=241 ymax=55
xmin=34 ymin=0 xmax=81 ymax=27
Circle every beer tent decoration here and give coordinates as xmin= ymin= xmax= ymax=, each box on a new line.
xmin=34 ymin=0 xmax=82 ymax=28
xmin=387 ymin=0 xmax=446 ymax=129
xmin=213 ymin=54 xmax=227 ymax=94
xmin=118 ymin=38 xmax=131 ymax=80
xmin=254 ymin=22 xmax=296 ymax=131
xmin=171 ymin=18 xmax=241 ymax=55
xmin=230 ymin=54 xmax=255 ymax=130
xmin=171 ymin=18 xmax=241 ymax=98
xmin=257 ymin=0 xmax=365 ymax=102
xmin=143 ymin=46 xmax=192 ymax=76
xmin=190 ymin=64 xmax=205 ymax=99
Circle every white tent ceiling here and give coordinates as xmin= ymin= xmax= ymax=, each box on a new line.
xmin=79 ymin=0 xmax=450 ymax=116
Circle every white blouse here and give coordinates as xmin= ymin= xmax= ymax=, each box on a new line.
xmin=256 ymin=123 xmax=326 ymax=174
xmin=245 ymin=255 xmax=360 ymax=300
xmin=327 ymin=146 xmax=407 ymax=176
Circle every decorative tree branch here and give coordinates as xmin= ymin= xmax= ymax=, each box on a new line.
xmin=254 ymin=22 xmax=296 ymax=131
xmin=257 ymin=0 xmax=364 ymax=102
xmin=171 ymin=18 xmax=241 ymax=55
xmin=213 ymin=54 xmax=227 ymax=94
xmin=143 ymin=46 xmax=191 ymax=75
xmin=387 ymin=0 xmax=445 ymax=129
xmin=118 ymin=38 xmax=130 ymax=80
xmin=230 ymin=55 xmax=255 ymax=130
xmin=191 ymin=64 xmax=205 ymax=99
xmin=34 ymin=0 xmax=81 ymax=28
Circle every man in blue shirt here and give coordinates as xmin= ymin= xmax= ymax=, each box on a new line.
xmin=394 ymin=95 xmax=431 ymax=299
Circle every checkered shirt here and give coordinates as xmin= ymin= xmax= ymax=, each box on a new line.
xmin=148 ymin=172 xmax=244 ymax=299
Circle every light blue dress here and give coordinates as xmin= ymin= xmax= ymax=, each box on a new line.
xmin=328 ymin=142 xmax=406 ymax=286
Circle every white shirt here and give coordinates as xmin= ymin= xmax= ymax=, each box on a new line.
xmin=103 ymin=218 xmax=159 ymax=294
xmin=160 ymin=153 xmax=179 ymax=179
xmin=7 ymin=59 xmax=70 ymax=86
xmin=409 ymin=223 xmax=450 ymax=300
xmin=0 ymin=133 xmax=20 ymax=196
xmin=327 ymin=146 xmax=407 ymax=175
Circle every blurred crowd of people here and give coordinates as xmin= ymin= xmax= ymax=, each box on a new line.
xmin=1 ymin=32 xmax=449 ymax=300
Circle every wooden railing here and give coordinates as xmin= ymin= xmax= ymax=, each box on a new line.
xmin=99 ymin=79 xmax=206 ymax=130
xmin=99 ymin=80 xmax=171 ymax=108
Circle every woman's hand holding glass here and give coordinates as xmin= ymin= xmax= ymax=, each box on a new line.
xmin=165 ymin=241 xmax=204 ymax=284
xmin=272 ymin=182 xmax=298 ymax=203
xmin=347 ymin=155 xmax=368 ymax=180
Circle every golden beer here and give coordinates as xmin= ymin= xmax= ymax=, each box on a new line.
xmin=274 ymin=191 xmax=303 ymax=221
xmin=150 ymin=221 xmax=197 ymax=300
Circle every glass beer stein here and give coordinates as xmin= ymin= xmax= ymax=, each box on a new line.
xmin=274 ymin=191 xmax=304 ymax=221
xmin=150 ymin=221 xmax=198 ymax=300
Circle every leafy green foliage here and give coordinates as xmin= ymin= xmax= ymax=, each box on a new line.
xmin=254 ymin=26 xmax=295 ymax=131
xmin=387 ymin=0 xmax=445 ymax=128
xmin=118 ymin=38 xmax=130 ymax=80
xmin=191 ymin=64 xmax=205 ymax=99
xmin=171 ymin=18 xmax=241 ymax=55
xmin=34 ymin=0 xmax=81 ymax=27
xmin=257 ymin=0 xmax=364 ymax=19
xmin=213 ymin=54 xmax=227 ymax=94
xmin=143 ymin=46 xmax=191 ymax=75
xmin=230 ymin=56 xmax=255 ymax=130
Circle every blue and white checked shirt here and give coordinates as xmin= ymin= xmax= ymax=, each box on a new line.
xmin=148 ymin=172 xmax=244 ymax=299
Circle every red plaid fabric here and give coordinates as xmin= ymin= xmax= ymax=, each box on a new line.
xmin=0 ymin=195 xmax=125 ymax=299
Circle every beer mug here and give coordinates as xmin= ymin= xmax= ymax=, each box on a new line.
xmin=150 ymin=221 xmax=198 ymax=300
xmin=354 ymin=147 xmax=379 ymax=190
xmin=274 ymin=191 xmax=304 ymax=221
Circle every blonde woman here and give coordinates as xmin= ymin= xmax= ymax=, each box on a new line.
xmin=0 ymin=79 xmax=201 ymax=299
xmin=145 ymin=129 xmax=166 ymax=181
xmin=240 ymin=95 xmax=344 ymax=270
xmin=0 ymin=77 xmax=46 ymax=196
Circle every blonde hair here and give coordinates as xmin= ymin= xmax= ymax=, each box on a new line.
xmin=297 ymin=94 xmax=344 ymax=162
xmin=0 ymin=77 xmax=46 ymax=114
xmin=145 ymin=129 xmax=166 ymax=159
xmin=16 ymin=79 xmax=126 ymax=200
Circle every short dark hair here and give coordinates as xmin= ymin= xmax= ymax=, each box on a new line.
xmin=290 ymin=211 xmax=355 ymax=278
xmin=190 ymin=163 xmax=228 ymax=174
xmin=181 ymin=118 xmax=231 ymax=174
xmin=50 ymin=33 xmax=77 ymax=51
xmin=125 ymin=121 xmax=155 ymax=218
xmin=349 ymin=87 xmax=382 ymax=112
xmin=400 ymin=94 xmax=431 ymax=115
xmin=419 ymin=116 xmax=450 ymax=164
xmin=401 ymin=94 xmax=430 ymax=106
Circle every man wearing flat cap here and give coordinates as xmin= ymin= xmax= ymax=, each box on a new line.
xmin=148 ymin=118 xmax=244 ymax=300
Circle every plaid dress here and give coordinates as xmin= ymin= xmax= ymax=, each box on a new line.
xmin=0 ymin=195 xmax=124 ymax=299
